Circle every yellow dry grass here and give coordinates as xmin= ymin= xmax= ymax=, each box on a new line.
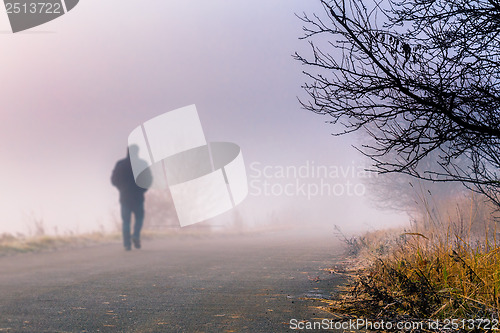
xmin=333 ymin=191 xmax=500 ymax=321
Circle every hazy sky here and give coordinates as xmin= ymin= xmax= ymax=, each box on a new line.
xmin=0 ymin=0 xmax=407 ymax=235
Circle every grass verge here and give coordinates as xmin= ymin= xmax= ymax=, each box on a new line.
xmin=0 ymin=232 xmax=122 ymax=256
xmin=326 ymin=193 xmax=500 ymax=331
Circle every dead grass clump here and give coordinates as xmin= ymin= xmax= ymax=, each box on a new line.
xmin=332 ymin=192 xmax=500 ymax=324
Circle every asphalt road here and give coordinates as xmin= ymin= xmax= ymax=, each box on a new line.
xmin=0 ymin=230 xmax=348 ymax=332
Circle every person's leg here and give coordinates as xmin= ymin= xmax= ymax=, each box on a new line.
xmin=132 ymin=202 xmax=144 ymax=249
xmin=121 ymin=203 xmax=132 ymax=250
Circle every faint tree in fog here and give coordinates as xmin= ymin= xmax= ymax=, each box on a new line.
xmin=295 ymin=0 xmax=500 ymax=207
xmin=144 ymin=190 xmax=178 ymax=230
xmin=366 ymin=153 xmax=463 ymax=213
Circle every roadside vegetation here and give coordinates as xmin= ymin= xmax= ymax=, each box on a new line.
xmin=330 ymin=188 xmax=500 ymax=327
xmin=0 ymin=190 xmax=204 ymax=256
xmin=0 ymin=227 xmax=231 ymax=256
xmin=0 ymin=231 xmax=122 ymax=256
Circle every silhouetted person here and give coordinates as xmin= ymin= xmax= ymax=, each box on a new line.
xmin=111 ymin=145 xmax=152 ymax=251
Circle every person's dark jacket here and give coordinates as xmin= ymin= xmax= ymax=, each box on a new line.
xmin=111 ymin=157 xmax=147 ymax=206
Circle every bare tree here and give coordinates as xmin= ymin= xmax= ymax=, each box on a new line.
xmin=294 ymin=0 xmax=500 ymax=206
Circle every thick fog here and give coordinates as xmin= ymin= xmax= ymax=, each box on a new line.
xmin=0 ymin=0 xmax=406 ymax=235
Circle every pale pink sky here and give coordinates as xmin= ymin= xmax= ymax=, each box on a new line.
xmin=0 ymin=0 xmax=406 ymax=235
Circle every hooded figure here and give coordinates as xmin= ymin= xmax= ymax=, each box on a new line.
xmin=111 ymin=145 xmax=152 ymax=250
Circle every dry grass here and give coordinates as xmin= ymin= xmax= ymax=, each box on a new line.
xmin=0 ymin=223 xmax=287 ymax=257
xmin=330 ymin=191 xmax=500 ymax=326
xmin=0 ymin=232 xmax=122 ymax=256
xmin=0 ymin=228 xmax=221 ymax=256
